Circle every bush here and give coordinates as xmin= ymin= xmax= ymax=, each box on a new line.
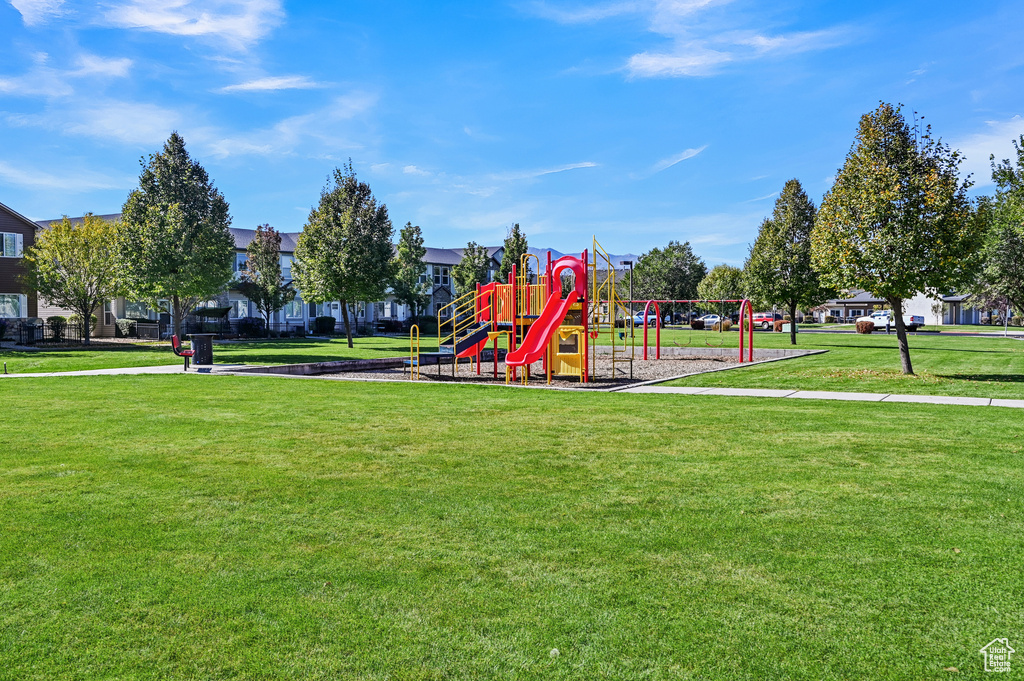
xmin=236 ymin=317 xmax=265 ymax=337
xmin=48 ymin=316 xmax=68 ymax=342
xmin=313 ymin=316 xmax=337 ymax=334
xmin=1011 ymin=316 xmax=1023 ymax=327
xmin=115 ymin=318 xmax=137 ymax=338
xmin=773 ymin=320 xmax=785 ymax=332
xmin=824 ymin=315 xmax=837 ymax=324
xmin=721 ymin=319 xmax=732 ymax=331
xmin=690 ymin=319 xmax=705 ymax=330
xmin=856 ymin=320 xmax=875 ymax=334
xmin=0 ymin=318 xmax=8 ymax=342
xmin=376 ymin=319 xmax=403 ymax=333
xmin=68 ymin=314 xmax=98 ymax=334
xmin=783 ymin=314 xmax=792 ymax=321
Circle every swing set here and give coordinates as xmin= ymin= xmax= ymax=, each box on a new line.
xmin=624 ymin=298 xmax=754 ymax=362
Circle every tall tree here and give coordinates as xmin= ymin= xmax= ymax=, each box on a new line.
xmin=118 ymin=132 xmax=234 ymax=339
xmin=497 ymin=223 xmax=528 ymax=283
xmin=812 ymin=102 xmax=983 ymax=374
xmin=236 ymin=224 xmax=294 ymax=337
xmin=391 ymin=222 xmax=430 ymax=325
xmin=697 ymin=264 xmax=745 ymax=314
xmin=452 ymin=241 xmax=492 ymax=296
xmin=633 ymin=240 xmax=707 ymax=317
xmin=745 ymin=179 xmax=834 ymax=344
xmin=21 ymin=214 xmax=121 ymax=346
xmin=292 ymin=162 xmax=395 ymax=348
xmin=972 ymin=137 xmax=1024 ymax=329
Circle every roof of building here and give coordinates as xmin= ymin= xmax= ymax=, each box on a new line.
xmin=825 ymin=289 xmax=886 ymax=305
xmin=35 ymin=213 xmax=122 ymax=229
xmin=229 ymin=227 xmax=302 ymax=253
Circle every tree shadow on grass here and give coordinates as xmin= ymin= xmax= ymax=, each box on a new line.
xmin=936 ymin=374 xmax=1024 ymax=383
xmin=809 ymin=341 xmax=1016 ymax=355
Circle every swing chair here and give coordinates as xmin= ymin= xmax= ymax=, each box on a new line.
xmin=704 ymin=300 xmax=727 ymax=347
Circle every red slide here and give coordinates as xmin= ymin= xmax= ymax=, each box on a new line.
xmin=505 ymin=290 xmax=578 ymax=367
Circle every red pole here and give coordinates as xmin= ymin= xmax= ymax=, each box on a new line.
xmin=582 ymin=248 xmax=588 ymax=383
xmin=642 ymin=300 xmax=661 ymax=360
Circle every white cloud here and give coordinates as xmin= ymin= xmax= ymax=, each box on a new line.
xmin=204 ymin=92 xmax=378 ymax=158
xmin=0 ymin=52 xmax=133 ymax=97
xmin=0 ymin=160 xmax=128 ymax=192
xmin=533 ymin=0 xmax=852 ymax=79
xmin=218 ymin=75 xmax=321 ymax=93
xmin=9 ymin=99 xmax=182 ymax=145
xmin=651 ymin=145 xmax=707 ymax=172
xmin=952 ymin=116 xmax=1024 ymax=187
xmin=103 ymin=0 xmax=284 ymax=49
xmin=9 ymin=0 xmax=64 ymax=25
xmin=403 ymin=165 xmax=431 ymax=177
xmin=490 ymin=161 xmax=598 ymax=181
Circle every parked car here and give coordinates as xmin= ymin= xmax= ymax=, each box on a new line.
xmin=856 ymin=310 xmax=925 ymax=331
xmin=697 ymin=314 xmax=722 ymax=327
xmin=752 ymin=312 xmax=782 ymax=330
xmin=631 ymin=313 xmax=660 ymax=327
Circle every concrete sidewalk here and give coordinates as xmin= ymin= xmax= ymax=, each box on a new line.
xmin=0 ymin=364 xmax=253 ymax=378
xmin=622 ymin=385 xmax=1024 ymax=408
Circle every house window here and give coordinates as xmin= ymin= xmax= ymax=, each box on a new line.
xmin=285 ymin=297 xmax=303 ymax=318
xmin=0 ymin=294 xmax=25 ymax=318
xmin=281 ymin=255 xmax=293 ymax=280
xmin=103 ymin=301 xmax=114 ymax=326
xmin=434 ymin=266 xmax=450 ymax=286
xmin=230 ymin=299 xmax=249 ymax=318
xmin=124 ymin=301 xmax=154 ymax=319
xmin=2 ymin=232 xmax=23 ymax=258
xmin=234 ymin=253 xmax=248 ymax=273
xmin=418 ymin=265 xmax=431 ymax=285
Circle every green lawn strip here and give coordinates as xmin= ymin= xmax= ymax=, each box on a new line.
xmin=637 ymin=329 xmax=1024 ymax=399
xmin=1 ymin=376 xmax=1021 ymax=679
xmin=0 ymin=336 xmax=434 ymax=374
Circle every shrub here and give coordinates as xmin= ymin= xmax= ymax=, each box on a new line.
xmin=0 ymin=318 xmax=9 ymax=341
xmin=377 ymin=319 xmax=403 ymax=333
xmin=773 ymin=320 xmax=785 ymax=332
xmin=236 ymin=317 xmax=265 ymax=337
xmin=783 ymin=314 xmax=792 ymax=321
xmin=824 ymin=315 xmax=837 ymax=323
xmin=115 ymin=318 xmax=137 ymax=338
xmin=1011 ymin=316 xmax=1023 ymax=327
xmin=313 ymin=316 xmax=337 ymax=334
xmin=721 ymin=319 xmax=732 ymax=331
xmin=690 ymin=320 xmax=705 ymax=330
xmin=856 ymin=320 xmax=875 ymax=334
xmin=68 ymin=314 xmax=98 ymax=334
xmin=48 ymin=316 xmax=68 ymax=342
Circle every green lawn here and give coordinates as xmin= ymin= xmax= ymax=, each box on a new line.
xmin=653 ymin=329 xmax=1024 ymax=399
xmin=1 ymin=376 xmax=1021 ymax=679
xmin=0 ymin=336 xmax=433 ymax=374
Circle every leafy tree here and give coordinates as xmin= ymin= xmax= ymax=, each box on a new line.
xmin=293 ymin=162 xmax=395 ymax=348
xmin=236 ymin=224 xmax=294 ymax=337
xmin=498 ymin=223 xmax=529 ymax=283
xmin=971 ymin=137 xmax=1024 ymax=331
xmin=452 ymin=241 xmax=491 ymax=296
xmin=391 ymin=222 xmax=430 ymax=325
xmin=118 ymin=132 xmax=234 ymax=339
xmin=745 ymin=179 xmax=834 ymax=344
xmin=633 ymin=240 xmax=707 ymax=318
xmin=697 ymin=264 xmax=745 ymax=314
xmin=21 ymin=214 xmax=121 ymax=345
xmin=812 ymin=102 xmax=983 ymax=374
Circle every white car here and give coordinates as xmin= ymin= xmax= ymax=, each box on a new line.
xmin=697 ymin=314 xmax=722 ymax=326
xmin=856 ymin=310 xmax=924 ymax=331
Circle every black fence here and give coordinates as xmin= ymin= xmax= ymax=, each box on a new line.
xmin=9 ymin=319 xmax=84 ymax=345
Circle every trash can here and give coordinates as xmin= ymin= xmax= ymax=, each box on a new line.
xmin=189 ymin=333 xmax=216 ymax=365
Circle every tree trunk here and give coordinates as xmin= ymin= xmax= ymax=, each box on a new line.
xmin=81 ymin=302 xmax=92 ymax=346
xmin=788 ymin=300 xmax=798 ymax=345
xmin=172 ymin=294 xmax=182 ymax=340
xmin=264 ymin=307 xmax=271 ymax=338
xmin=889 ymin=296 xmax=914 ymax=375
xmin=341 ymin=298 xmax=353 ymax=348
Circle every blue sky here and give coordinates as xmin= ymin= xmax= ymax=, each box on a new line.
xmin=1 ymin=0 xmax=1022 ymax=265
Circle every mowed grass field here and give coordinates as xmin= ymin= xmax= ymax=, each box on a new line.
xmin=649 ymin=328 xmax=1024 ymax=399
xmin=0 ymin=336 xmax=436 ymax=374
xmin=2 ymin=375 xmax=1022 ymax=679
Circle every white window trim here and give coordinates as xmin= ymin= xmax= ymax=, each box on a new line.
xmin=1 ymin=232 xmax=24 ymax=258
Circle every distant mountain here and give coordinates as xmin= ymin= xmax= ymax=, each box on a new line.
xmin=527 ymin=246 xmax=639 ymax=270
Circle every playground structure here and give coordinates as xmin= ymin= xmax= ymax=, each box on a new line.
xmin=408 ymin=237 xmax=754 ymax=385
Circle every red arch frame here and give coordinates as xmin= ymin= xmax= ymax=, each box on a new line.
xmin=738 ymin=298 xmax=753 ymax=363
xmin=642 ymin=300 xmax=660 ymax=360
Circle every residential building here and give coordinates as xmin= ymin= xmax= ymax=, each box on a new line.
xmin=0 ymin=201 xmax=37 ymax=322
